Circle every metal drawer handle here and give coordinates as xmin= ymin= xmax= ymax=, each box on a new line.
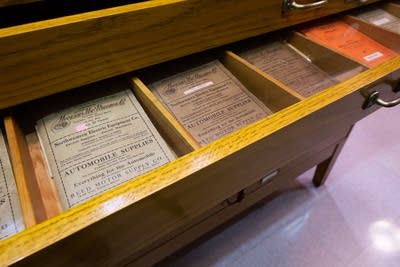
xmin=282 ymin=0 xmax=328 ymax=12
xmin=363 ymin=91 xmax=400 ymax=109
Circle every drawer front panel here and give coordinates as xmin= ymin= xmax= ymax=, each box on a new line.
xmin=130 ymin=140 xmax=342 ymax=267
xmin=8 ymin=58 xmax=400 ymax=267
xmin=0 ymin=0 xmax=381 ymax=108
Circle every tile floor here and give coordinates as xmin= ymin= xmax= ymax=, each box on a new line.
xmin=163 ymin=106 xmax=400 ymax=267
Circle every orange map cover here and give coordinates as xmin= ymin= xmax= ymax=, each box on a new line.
xmin=302 ymin=21 xmax=398 ymax=67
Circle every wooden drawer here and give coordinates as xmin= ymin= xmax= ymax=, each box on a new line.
xmin=0 ymin=0 xmax=381 ymax=108
xmin=1 ymin=0 xmax=400 ymax=266
xmin=1 ymin=57 xmax=399 ymax=267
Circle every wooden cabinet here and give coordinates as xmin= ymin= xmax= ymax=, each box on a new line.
xmin=0 ymin=0 xmax=399 ymax=266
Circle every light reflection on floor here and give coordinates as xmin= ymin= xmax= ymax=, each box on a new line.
xmin=370 ymin=220 xmax=400 ymax=253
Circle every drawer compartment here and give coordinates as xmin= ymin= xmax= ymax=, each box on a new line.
xmin=350 ymin=2 xmax=400 ymax=34
xmin=0 ymin=126 xmax=25 ymax=239
xmin=133 ymin=55 xmax=300 ymax=147
xmin=2 ymin=81 xmax=192 ymax=226
xmin=225 ymin=32 xmax=367 ymax=99
xmin=299 ymin=15 xmax=400 ymax=68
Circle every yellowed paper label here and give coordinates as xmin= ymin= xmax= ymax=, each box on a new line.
xmin=36 ymin=90 xmax=175 ymax=209
xmin=149 ymin=60 xmax=272 ymax=146
xmin=358 ymin=9 xmax=400 ymax=34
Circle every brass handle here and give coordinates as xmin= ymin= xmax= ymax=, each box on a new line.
xmin=282 ymin=0 xmax=328 ymax=13
xmin=363 ymin=91 xmax=400 ymax=109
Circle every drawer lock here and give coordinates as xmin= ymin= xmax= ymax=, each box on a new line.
xmin=363 ymin=90 xmax=400 ymax=109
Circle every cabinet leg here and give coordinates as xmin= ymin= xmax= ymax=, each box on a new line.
xmin=312 ymin=126 xmax=354 ymax=187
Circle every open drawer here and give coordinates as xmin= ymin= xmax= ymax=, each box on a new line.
xmin=0 ymin=0 xmax=399 ymax=266
xmin=1 ymin=51 xmax=400 ymax=267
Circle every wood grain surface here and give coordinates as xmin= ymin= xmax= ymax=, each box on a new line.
xmin=131 ymin=138 xmax=344 ymax=267
xmin=131 ymin=77 xmax=200 ymax=153
xmin=0 ymin=0 xmax=40 ymax=8
xmin=221 ymin=51 xmax=303 ymax=108
xmin=3 ymin=117 xmax=41 ymax=228
xmin=385 ymin=2 xmax=400 ymax=17
xmin=25 ymin=133 xmax=62 ymax=219
xmin=345 ymin=15 xmax=400 ymax=53
xmin=0 ymin=56 xmax=398 ymax=266
xmin=0 ymin=0 xmax=380 ymax=109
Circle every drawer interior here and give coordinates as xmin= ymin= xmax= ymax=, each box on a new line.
xmin=345 ymin=10 xmax=400 ymax=54
xmin=297 ymin=14 xmax=400 ymax=69
xmin=3 ymin=116 xmax=57 ymax=226
xmin=227 ymin=31 xmax=367 ymax=99
xmin=1 ymin=2 xmax=400 ymax=265
xmin=350 ymin=2 xmax=400 ymax=29
xmin=386 ymin=2 xmax=400 ymax=17
xmin=3 ymin=79 xmax=194 ymax=225
xmin=10 ymin=58 xmax=400 ymax=266
xmin=288 ymin=32 xmax=367 ymax=82
xmin=134 ymin=54 xmax=301 ymax=147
